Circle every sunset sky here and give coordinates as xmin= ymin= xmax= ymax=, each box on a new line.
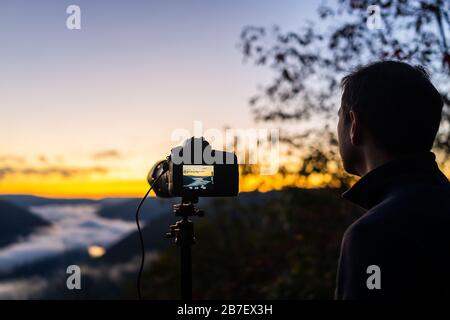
xmin=0 ymin=0 xmax=318 ymax=198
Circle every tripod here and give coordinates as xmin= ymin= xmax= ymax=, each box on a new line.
xmin=165 ymin=196 xmax=204 ymax=300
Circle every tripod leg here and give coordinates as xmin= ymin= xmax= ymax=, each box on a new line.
xmin=180 ymin=241 xmax=192 ymax=300
xmin=179 ymin=217 xmax=193 ymax=300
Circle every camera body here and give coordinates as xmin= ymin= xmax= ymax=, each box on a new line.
xmin=148 ymin=137 xmax=239 ymax=198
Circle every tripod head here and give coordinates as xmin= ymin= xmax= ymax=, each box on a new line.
xmin=166 ymin=196 xmax=204 ymax=241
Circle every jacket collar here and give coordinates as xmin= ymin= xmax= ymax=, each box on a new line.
xmin=342 ymin=152 xmax=449 ymax=210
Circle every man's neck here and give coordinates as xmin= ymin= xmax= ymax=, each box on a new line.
xmin=358 ymin=149 xmax=395 ymax=177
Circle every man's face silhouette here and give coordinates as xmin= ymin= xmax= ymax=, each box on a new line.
xmin=337 ymin=104 xmax=360 ymax=176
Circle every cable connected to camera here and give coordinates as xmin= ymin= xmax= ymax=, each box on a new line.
xmin=135 ymin=166 xmax=167 ymax=300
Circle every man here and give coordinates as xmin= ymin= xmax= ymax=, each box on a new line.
xmin=336 ymin=61 xmax=450 ymax=299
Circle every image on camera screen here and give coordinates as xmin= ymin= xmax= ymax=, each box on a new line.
xmin=182 ymin=165 xmax=214 ymax=191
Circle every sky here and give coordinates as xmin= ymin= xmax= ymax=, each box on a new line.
xmin=0 ymin=0 xmax=319 ymax=197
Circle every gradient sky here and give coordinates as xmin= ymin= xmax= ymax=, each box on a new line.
xmin=0 ymin=0 xmax=319 ymax=197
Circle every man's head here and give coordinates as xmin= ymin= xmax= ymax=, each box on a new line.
xmin=337 ymin=60 xmax=443 ymax=176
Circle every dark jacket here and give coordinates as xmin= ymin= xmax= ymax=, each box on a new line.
xmin=335 ymin=152 xmax=450 ymax=299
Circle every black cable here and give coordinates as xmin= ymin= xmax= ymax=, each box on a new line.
xmin=135 ymin=171 xmax=165 ymax=300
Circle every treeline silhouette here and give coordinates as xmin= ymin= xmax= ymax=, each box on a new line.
xmin=128 ymin=188 xmax=362 ymax=299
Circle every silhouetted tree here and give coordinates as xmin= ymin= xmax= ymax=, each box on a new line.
xmin=239 ymin=0 xmax=450 ymax=180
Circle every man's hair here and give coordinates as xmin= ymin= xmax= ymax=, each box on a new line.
xmin=341 ymin=60 xmax=443 ymax=155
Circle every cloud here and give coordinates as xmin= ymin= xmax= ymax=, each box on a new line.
xmin=0 ymin=155 xmax=25 ymax=164
xmin=0 ymin=204 xmax=135 ymax=272
xmin=20 ymin=166 xmax=109 ymax=177
xmin=0 ymin=277 xmax=49 ymax=299
xmin=0 ymin=165 xmax=109 ymax=180
xmin=38 ymin=155 xmax=47 ymax=163
xmin=0 ymin=167 xmax=14 ymax=180
xmin=92 ymin=150 xmax=123 ymax=160
xmin=82 ymin=252 xmax=159 ymax=282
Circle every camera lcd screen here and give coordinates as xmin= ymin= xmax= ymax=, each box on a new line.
xmin=182 ymin=165 xmax=214 ymax=191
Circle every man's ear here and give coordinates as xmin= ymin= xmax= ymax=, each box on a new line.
xmin=349 ymin=111 xmax=361 ymax=146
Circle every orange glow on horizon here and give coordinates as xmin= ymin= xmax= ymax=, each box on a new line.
xmin=1 ymin=165 xmax=448 ymax=199
xmin=0 ymin=178 xmax=149 ymax=199
xmin=0 ymin=173 xmax=341 ymax=199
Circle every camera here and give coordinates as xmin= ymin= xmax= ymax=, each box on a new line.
xmin=148 ymin=137 xmax=239 ymax=198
